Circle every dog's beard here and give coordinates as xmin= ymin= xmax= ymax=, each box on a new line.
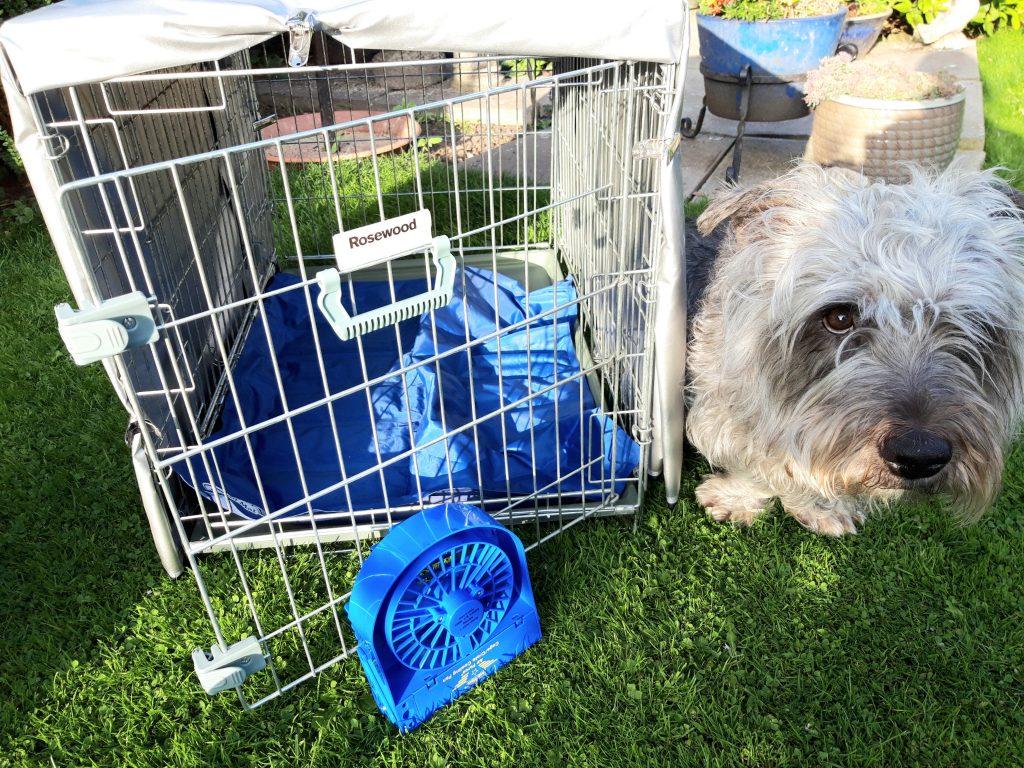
xmin=786 ymin=407 xmax=1006 ymax=522
xmin=765 ymin=346 xmax=1012 ymax=522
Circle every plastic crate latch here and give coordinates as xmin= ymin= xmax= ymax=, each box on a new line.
xmin=55 ymin=292 xmax=158 ymax=366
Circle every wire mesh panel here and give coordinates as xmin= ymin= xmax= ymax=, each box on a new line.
xmin=32 ymin=40 xmax=678 ymax=707
xmin=35 ymin=52 xmax=275 ymax=446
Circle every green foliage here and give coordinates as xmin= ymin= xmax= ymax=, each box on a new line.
xmin=978 ymin=28 xmax=1024 ymax=187
xmin=972 ymin=0 xmax=1023 ymax=33
xmin=891 ymin=0 xmax=949 ymax=28
xmin=848 ymin=0 xmax=893 ymax=14
xmin=0 ymin=0 xmax=51 ymax=19
xmin=895 ymin=0 xmax=1020 ymax=33
xmin=684 ymin=196 xmax=710 ymax=219
xmin=0 ymin=127 xmax=24 ymax=176
xmin=390 ymin=100 xmax=447 ymax=150
xmin=500 ymin=58 xmax=550 ymax=80
xmin=698 ymin=0 xmax=845 ymax=20
xmin=0 ymin=198 xmax=38 ymax=227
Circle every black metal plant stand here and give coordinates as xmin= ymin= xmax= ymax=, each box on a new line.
xmin=681 ymin=64 xmax=753 ymax=185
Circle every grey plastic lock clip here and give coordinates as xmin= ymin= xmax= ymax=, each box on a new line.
xmin=192 ymin=636 xmax=267 ymax=696
xmin=55 ymin=292 xmax=158 ymax=366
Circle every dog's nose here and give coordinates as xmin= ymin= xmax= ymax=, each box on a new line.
xmin=879 ymin=429 xmax=952 ymax=480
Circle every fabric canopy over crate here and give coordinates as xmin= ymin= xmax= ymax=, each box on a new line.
xmin=0 ymin=0 xmax=688 ymax=96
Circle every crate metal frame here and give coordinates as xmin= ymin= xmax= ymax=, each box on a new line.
xmin=4 ymin=15 xmax=689 ymax=708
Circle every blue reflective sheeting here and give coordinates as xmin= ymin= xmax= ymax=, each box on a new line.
xmin=176 ymin=267 xmax=640 ymax=520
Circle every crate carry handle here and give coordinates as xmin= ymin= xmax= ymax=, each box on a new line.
xmin=315 ymin=235 xmax=455 ymax=341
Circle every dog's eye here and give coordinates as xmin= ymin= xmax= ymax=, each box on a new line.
xmin=822 ymin=305 xmax=857 ymax=335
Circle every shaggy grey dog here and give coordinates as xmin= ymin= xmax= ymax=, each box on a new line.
xmin=686 ymin=163 xmax=1024 ymax=535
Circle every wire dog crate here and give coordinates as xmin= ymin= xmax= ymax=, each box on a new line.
xmin=1 ymin=0 xmax=689 ymax=708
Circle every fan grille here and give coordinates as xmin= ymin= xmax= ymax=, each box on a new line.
xmin=387 ymin=541 xmax=514 ymax=670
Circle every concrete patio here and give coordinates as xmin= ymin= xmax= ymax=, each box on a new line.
xmin=681 ymin=23 xmax=986 ymax=198
xmin=448 ymin=21 xmax=986 ymax=199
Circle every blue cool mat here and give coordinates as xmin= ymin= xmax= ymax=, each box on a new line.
xmin=178 ymin=266 xmax=640 ymax=520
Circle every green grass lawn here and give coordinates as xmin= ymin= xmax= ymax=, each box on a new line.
xmin=4 ymin=33 xmax=1024 ymax=768
xmin=978 ymin=29 xmax=1024 ymax=187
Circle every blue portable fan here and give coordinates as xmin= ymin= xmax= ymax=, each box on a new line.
xmin=347 ymin=503 xmax=541 ymax=731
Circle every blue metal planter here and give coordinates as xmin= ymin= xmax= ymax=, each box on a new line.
xmin=696 ymin=10 xmax=848 ymax=121
xmin=837 ymin=10 xmax=891 ymax=59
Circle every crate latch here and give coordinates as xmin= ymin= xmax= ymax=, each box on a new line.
xmin=55 ymin=292 xmax=158 ymax=366
xmin=192 ymin=636 xmax=267 ymax=696
xmin=252 ymin=113 xmax=278 ymax=132
xmin=286 ymin=11 xmax=318 ymax=67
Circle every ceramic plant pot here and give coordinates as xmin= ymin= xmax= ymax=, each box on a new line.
xmin=808 ymin=90 xmax=966 ymax=182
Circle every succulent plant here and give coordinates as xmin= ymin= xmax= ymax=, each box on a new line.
xmin=804 ymin=52 xmax=964 ymax=107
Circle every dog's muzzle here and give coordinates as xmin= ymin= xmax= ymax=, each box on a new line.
xmin=879 ymin=429 xmax=953 ymax=480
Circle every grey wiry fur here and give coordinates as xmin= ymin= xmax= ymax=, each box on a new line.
xmin=686 ymin=162 xmax=1024 ymax=535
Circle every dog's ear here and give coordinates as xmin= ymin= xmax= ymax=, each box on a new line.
xmin=696 ymin=164 xmax=869 ymax=236
xmin=695 ymin=181 xmax=789 ymax=236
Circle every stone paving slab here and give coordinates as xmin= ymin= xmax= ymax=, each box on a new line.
xmin=956 ymin=149 xmax=987 ymax=171
xmin=681 ymin=133 xmax=733 ymax=198
xmin=868 ymin=33 xmax=979 ymax=79
xmin=959 ymin=81 xmax=986 ymax=152
xmin=684 ymin=137 xmax=810 ymax=197
xmin=461 ymin=132 xmax=552 ymax=185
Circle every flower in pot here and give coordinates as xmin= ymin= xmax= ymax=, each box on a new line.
xmin=804 ymin=53 xmax=966 ymax=183
xmin=837 ymin=0 xmax=893 ymax=59
xmin=693 ymin=0 xmax=850 ymax=122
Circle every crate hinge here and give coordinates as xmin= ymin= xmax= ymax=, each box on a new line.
xmin=55 ymin=292 xmax=158 ymax=366
xmin=192 ymin=636 xmax=267 ymax=696
xmin=632 ymin=423 xmax=654 ymax=446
